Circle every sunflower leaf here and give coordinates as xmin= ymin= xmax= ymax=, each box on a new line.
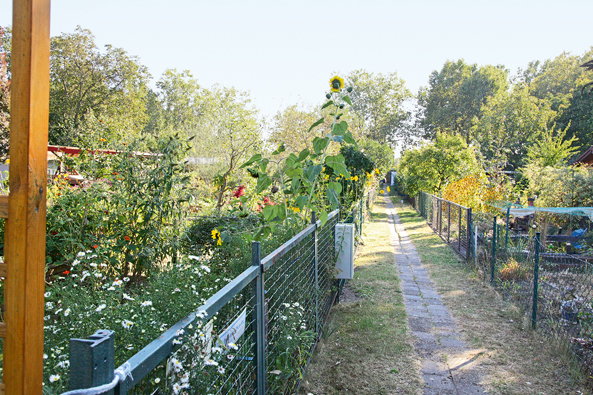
xmin=307 ymin=117 xmax=325 ymax=133
xmin=321 ymin=101 xmax=334 ymax=110
xmin=342 ymin=95 xmax=352 ymax=106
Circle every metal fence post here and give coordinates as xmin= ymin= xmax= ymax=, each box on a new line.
xmin=252 ymin=242 xmax=266 ymax=395
xmin=438 ymin=199 xmax=443 ymax=236
xmin=504 ymin=207 xmax=511 ymax=254
xmin=69 ymin=330 xmax=115 ymax=394
xmin=532 ymin=232 xmax=541 ymax=330
xmin=447 ymin=202 xmax=451 ymax=243
xmin=491 ymin=216 xmax=497 ymax=285
xmin=467 ymin=208 xmax=472 ymax=261
xmin=311 ymin=211 xmax=320 ymax=335
xmin=458 ymin=206 xmax=462 ymax=253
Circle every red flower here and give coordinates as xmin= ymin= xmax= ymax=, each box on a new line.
xmin=124 ymin=236 xmax=131 ymax=241
xmin=232 ymin=185 xmax=246 ymax=198
xmin=63 ymin=270 xmax=70 ymax=275
xmin=92 ymin=245 xmax=98 ymax=249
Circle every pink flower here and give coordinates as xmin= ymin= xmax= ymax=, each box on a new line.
xmin=233 ymin=186 xmax=246 ymax=198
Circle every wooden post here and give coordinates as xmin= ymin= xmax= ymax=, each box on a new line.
xmin=4 ymin=1 xmax=51 ymax=394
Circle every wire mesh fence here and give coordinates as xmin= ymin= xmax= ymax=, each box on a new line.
xmin=412 ymin=192 xmax=472 ymax=260
xmin=67 ymin=210 xmax=342 ymax=395
xmin=472 ymin=211 xmax=593 ymax=380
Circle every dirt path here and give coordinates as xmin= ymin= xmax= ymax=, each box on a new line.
xmin=385 ymin=195 xmax=486 ymax=395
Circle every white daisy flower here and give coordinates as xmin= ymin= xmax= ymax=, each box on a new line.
xmin=49 ymin=374 xmax=60 ymax=382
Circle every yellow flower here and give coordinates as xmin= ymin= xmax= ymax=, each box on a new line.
xmin=292 ymin=206 xmax=301 ymax=213
xmin=5 ymin=159 xmax=9 ymax=164
xmin=99 ymin=138 xmax=107 ymax=142
xmin=216 ymin=237 xmax=222 ymax=246
xmin=366 ymin=172 xmax=371 ymax=178
xmin=375 ymin=168 xmax=380 ymax=175
xmin=329 ymin=76 xmax=344 ymax=92
xmin=387 ymin=186 xmax=390 ymax=192
xmin=352 ymin=175 xmax=358 ymax=182
xmin=211 ymin=228 xmax=220 ymax=240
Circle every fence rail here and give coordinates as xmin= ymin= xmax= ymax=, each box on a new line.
xmin=68 ymin=210 xmax=342 ymax=395
xmin=412 ymin=192 xmax=472 ymax=260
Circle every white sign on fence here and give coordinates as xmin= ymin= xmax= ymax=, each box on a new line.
xmin=219 ymin=308 xmax=247 ymax=348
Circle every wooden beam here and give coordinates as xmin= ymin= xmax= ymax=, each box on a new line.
xmin=4 ymin=1 xmax=50 ymax=394
xmin=0 ymin=195 xmax=6 ymax=218
xmin=0 ymin=322 xmax=6 ymax=338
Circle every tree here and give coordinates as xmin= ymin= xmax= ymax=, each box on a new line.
xmin=524 ymin=49 xmax=593 ymax=111
xmin=524 ymin=124 xmax=579 ymax=168
xmin=267 ymin=104 xmax=326 ymax=154
xmin=358 ymin=138 xmax=395 ymax=173
xmin=398 ymin=133 xmax=479 ymax=196
xmin=191 ymin=86 xmax=263 ymax=210
xmin=148 ymin=69 xmax=206 ymax=133
xmin=49 ymin=26 xmax=150 ymax=145
xmin=472 ymin=85 xmax=556 ymax=169
xmin=555 ymin=80 xmax=593 ymax=156
xmin=0 ymin=27 xmax=10 ymax=161
xmin=345 ymin=69 xmax=413 ymax=146
xmin=418 ymin=60 xmax=509 ymax=143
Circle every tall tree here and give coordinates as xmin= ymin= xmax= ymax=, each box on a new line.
xmin=418 ymin=60 xmax=509 ymax=143
xmin=524 ymin=49 xmax=593 ymax=111
xmin=49 ymin=26 xmax=150 ymax=145
xmin=345 ymin=69 xmax=412 ymax=146
xmin=191 ymin=86 xmax=263 ymax=209
xmin=472 ymin=85 xmax=556 ymax=169
xmin=268 ymin=104 xmax=325 ymax=154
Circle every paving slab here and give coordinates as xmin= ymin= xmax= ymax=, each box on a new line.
xmin=384 ymin=195 xmax=488 ymax=395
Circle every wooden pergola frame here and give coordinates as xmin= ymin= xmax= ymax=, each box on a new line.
xmin=2 ymin=0 xmax=50 ymax=393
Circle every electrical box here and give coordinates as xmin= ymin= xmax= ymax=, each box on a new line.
xmin=335 ymin=223 xmax=355 ymax=279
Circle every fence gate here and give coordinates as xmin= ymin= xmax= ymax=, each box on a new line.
xmin=2 ymin=1 xmax=51 ymax=394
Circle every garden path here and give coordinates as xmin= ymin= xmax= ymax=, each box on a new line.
xmin=384 ymin=194 xmax=487 ymax=395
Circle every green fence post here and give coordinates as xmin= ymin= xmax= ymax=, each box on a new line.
xmin=252 ymin=242 xmax=266 ymax=395
xmin=504 ymin=207 xmax=511 ymax=254
xmin=458 ymin=205 xmax=462 ymax=253
xmin=532 ymin=232 xmax=541 ymax=330
xmin=491 ymin=216 xmax=497 ymax=285
xmin=447 ymin=202 xmax=451 ymax=243
xmin=311 ymin=211 xmax=320 ymax=335
xmin=69 ymin=330 xmax=115 ymax=394
xmin=467 ymin=208 xmax=472 ymax=261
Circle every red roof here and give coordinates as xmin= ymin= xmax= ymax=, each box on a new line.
xmin=574 ymin=145 xmax=593 ymax=166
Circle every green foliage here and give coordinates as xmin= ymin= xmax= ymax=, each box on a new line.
xmin=418 ymin=60 xmax=509 ymax=143
xmin=49 ymin=26 xmax=150 ymax=146
xmin=241 ymin=83 xmax=358 ymax=236
xmin=398 ymin=133 xmax=479 ymax=196
xmin=555 ymin=88 xmax=593 ymax=155
xmin=358 ymin=138 xmax=395 ymax=173
xmin=522 ymin=164 xmax=593 ymax=208
xmin=473 ymin=84 xmax=556 ymax=169
xmin=346 ymin=69 xmax=413 ymax=145
xmin=46 ymin=135 xmax=192 ymax=278
xmin=525 ymin=124 xmax=580 ymax=167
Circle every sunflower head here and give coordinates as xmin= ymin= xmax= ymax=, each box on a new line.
xmin=330 ymin=76 xmax=344 ymax=92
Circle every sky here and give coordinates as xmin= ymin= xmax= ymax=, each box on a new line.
xmin=1 ymin=0 xmax=592 ymax=120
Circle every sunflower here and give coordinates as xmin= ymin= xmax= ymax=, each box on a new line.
xmin=329 ymin=76 xmax=344 ymax=92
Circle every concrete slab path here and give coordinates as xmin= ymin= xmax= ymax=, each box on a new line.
xmin=385 ymin=195 xmax=487 ymax=395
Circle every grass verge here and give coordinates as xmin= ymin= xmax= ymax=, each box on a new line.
xmin=393 ymin=198 xmax=592 ymax=395
xmin=299 ymin=198 xmax=423 ymax=395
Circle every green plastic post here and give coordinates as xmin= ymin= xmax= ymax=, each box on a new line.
xmin=532 ymin=232 xmax=540 ymax=330
xmin=504 ymin=207 xmax=511 ymax=254
xmin=251 ymin=242 xmax=266 ymax=395
xmin=491 ymin=216 xmax=497 ymax=285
